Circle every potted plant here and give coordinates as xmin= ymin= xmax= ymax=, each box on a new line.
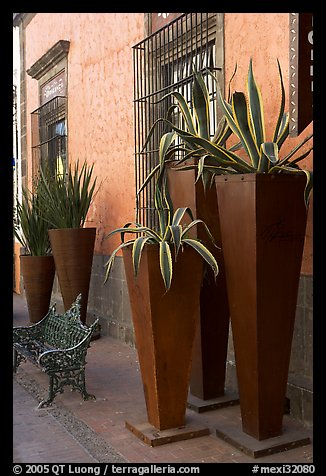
xmin=14 ymin=175 xmax=55 ymax=323
xmin=136 ymin=69 xmax=241 ymax=406
xmin=163 ymin=59 xmax=313 ymax=440
xmin=104 ymin=134 xmax=219 ymax=433
xmin=37 ymin=161 xmax=97 ymax=324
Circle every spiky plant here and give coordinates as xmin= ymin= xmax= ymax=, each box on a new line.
xmin=104 ymin=135 xmax=219 ymax=291
xmin=168 ymin=60 xmax=313 ymax=204
xmin=139 ymin=60 xmax=313 ymax=205
xmin=137 ymin=66 xmax=238 ymax=194
xmin=37 ymin=160 xmax=97 ymax=229
xmin=14 ymin=175 xmax=52 ymax=256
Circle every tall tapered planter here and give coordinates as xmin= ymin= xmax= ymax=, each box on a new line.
xmin=20 ymin=255 xmax=55 ymax=323
xmin=48 ymin=227 xmax=96 ymax=324
xmin=167 ymin=164 xmax=230 ymax=400
xmin=123 ymin=244 xmax=203 ymax=430
xmin=215 ymin=173 xmax=308 ymax=440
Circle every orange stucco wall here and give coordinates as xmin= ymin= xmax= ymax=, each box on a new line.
xmin=25 ymin=13 xmax=144 ymax=256
xmin=224 ymin=13 xmax=313 ymax=275
xmin=24 ymin=13 xmax=312 ymax=274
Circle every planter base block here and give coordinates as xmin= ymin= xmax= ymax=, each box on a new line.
xmin=125 ymin=420 xmax=210 ymax=447
xmin=187 ymin=392 xmax=239 ymax=413
xmin=214 ymin=406 xmax=311 ymax=458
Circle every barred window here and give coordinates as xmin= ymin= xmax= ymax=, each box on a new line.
xmin=132 ymin=13 xmax=224 ymax=228
xmin=27 ymin=40 xmax=70 ymax=180
xmin=31 ymin=95 xmax=67 ymax=179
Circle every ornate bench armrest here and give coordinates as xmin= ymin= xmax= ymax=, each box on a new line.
xmin=13 ymin=304 xmax=57 ymax=344
xmin=38 ymin=348 xmax=81 ymax=373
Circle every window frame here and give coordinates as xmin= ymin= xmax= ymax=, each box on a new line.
xmin=133 ymin=13 xmax=224 ymax=229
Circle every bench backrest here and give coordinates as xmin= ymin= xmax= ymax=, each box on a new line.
xmin=42 ymin=295 xmax=94 ymax=350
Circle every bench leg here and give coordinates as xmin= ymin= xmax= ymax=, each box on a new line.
xmin=38 ymin=374 xmax=57 ymax=408
xmin=13 ymin=349 xmax=26 ymax=373
xmin=75 ymin=368 xmax=96 ymax=401
xmin=38 ymin=369 xmax=95 ymax=408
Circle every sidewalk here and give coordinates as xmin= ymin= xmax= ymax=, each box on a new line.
xmin=13 ymin=292 xmax=313 ymax=464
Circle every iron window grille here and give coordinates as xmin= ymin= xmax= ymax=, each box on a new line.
xmin=132 ymin=13 xmax=223 ymax=229
xmin=31 ymin=95 xmax=67 ymax=179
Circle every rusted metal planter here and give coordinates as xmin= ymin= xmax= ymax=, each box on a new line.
xmin=20 ymin=255 xmax=55 ymax=323
xmin=215 ymin=173 xmax=308 ymax=440
xmin=48 ymin=227 xmax=96 ymax=324
xmin=123 ymin=244 xmax=203 ymax=430
xmin=167 ymin=164 xmax=230 ymax=400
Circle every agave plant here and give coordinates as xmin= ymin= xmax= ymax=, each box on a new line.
xmin=37 ymin=160 xmax=97 ymax=229
xmin=187 ymin=61 xmax=313 ymax=202
xmin=138 ymin=66 xmax=238 ymax=194
xmin=104 ymin=135 xmax=219 ymax=291
xmin=140 ymin=60 xmax=313 ymax=205
xmin=14 ymin=175 xmax=52 ymax=256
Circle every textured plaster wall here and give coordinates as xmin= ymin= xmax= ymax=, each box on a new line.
xmin=224 ymin=13 xmax=313 ymax=275
xmin=25 ymin=13 xmax=144 ymax=256
xmin=24 ymin=13 xmax=312 ymax=274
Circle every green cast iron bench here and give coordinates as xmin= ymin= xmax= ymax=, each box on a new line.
xmin=13 ymin=294 xmax=99 ymax=408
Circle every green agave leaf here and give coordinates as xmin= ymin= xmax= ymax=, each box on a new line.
xmin=15 ymin=179 xmax=52 ymax=256
xmin=137 ymin=163 xmax=160 ymax=195
xmin=175 ymin=147 xmax=205 ymax=166
xmin=169 ymin=224 xmax=183 ymax=257
xmin=217 ymin=90 xmax=243 ymax=143
xmin=261 ymin=142 xmax=279 ymax=164
xmin=303 ymin=170 xmax=313 ymax=206
xmin=159 ymin=132 xmax=177 ymax=172
xmin=132 ymin=236 xmax=152 ymax=277
xmin=213 ymin=119 xmax=233 ymax=146
xmin=229 ymin=141 xmax=242 ymax=152
xmin=162 ymin=173 xmax=174 ymax=240
xmin=192 ymin=69 xmax=210 ymax=140
xmin=104 ymin=240 xmax=134 ymax=283
xmin=232 ymin=92 xmax=260 ymax=168
xmin=155 ymin=190 xmax=166 ymax=236
xmin=181 ymin=219 xmax=217 ymax=249
xmin=273 ymin=59 xmax=286 ymax=144
xmin=172 ymin=207 xmax=194 ymax=226
xmin=247 ymin=58 xmax=265 ymax=148
xmin=37 ymin=160 xmax=96 ymax=229
xmin=195 ymin=156 xmax=205 ymax=184
xmin=140 ymin=117 xmax=165 ymax=152
xmin=159 ymin=241 xmax=173 ymax=290
xmin=173 ymin=163 xmax=237 ymax=176
xmin=167 ymin=91 xmax=197 ymax=135
xmin=104 ymin=224 xmax=161 ymax=243
xmin=289 ymin=146 xmax=313 ymax=166
xmin=179 ymin=133 xmax=255 ymax=173
xmin=278 ymin=133 xmax=313 ymax=167
xmin=268 ymin=166 xmax=313 ymax=207
xmin=182 ymin=238 xmax=219 ymax=278
xmin=258 ymin=142 xmax=279 ymax=172
xmin=276 ymin=112 xmax=289 ymax=149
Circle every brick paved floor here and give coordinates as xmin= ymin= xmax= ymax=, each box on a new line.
xmin=13 ymin=379 xmax=97 ymax=463
xmin=13 ymin=292 xmax=313 ymax=464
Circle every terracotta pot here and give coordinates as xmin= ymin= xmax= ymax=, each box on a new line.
xmin=123 ymin=243 xmax=203 ymax=430
xmin=48 ymin=227 xmax=96 ymax=324
xmin=167 ymin=163 xmax=230 ymax=399
xmin=215 ymin=173 xmax=308 ymax=440
xmin=20 ymin=255 xmax=55 ymax=323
